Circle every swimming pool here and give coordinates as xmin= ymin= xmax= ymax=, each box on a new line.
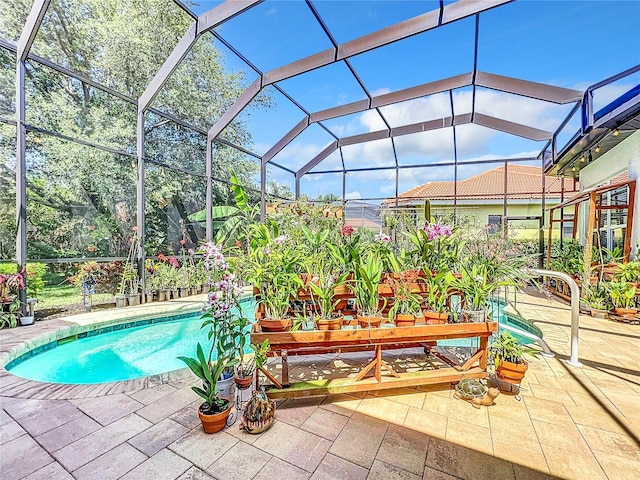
xmin=6 ymin=299 xmax=256 ymax=385
xmin=6 ymin=300 xmax=540 ymax=385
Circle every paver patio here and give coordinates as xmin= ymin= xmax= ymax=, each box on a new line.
xmin=1 ymin=291 xmax=639 ymax=480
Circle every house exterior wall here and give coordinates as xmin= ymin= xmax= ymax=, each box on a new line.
xmin=578 ymin=131 xmax=640 ymax=256
xmin=397 ymin=199 xmax=564 ymax=240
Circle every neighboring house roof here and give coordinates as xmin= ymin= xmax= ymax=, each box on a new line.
xmin=384 ymin=165 xmax=579 ymax=205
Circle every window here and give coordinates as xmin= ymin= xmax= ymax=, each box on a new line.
xmin=487 ymin=215 xmax=502 ymax=234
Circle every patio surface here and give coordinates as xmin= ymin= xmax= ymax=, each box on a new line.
xmin=1 ymin=291 xmax=639 ymax=480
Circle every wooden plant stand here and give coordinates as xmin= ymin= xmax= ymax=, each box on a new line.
xmin=251 ymin=321 xmax=497 ymax=398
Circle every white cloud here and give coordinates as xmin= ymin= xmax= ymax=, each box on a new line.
xmin=345 ymin=191 xmax=362 ymax=200
xmin=278 ymin=80 xmax=637 ymax=199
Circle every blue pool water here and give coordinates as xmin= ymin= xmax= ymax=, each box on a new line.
xmin=8 ymin=300 xmax=256 ymax=385
xmin=7 ymin=300 xmax=539 ymax=385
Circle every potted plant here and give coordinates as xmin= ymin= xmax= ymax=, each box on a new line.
xmin=422 ymin=270 xmax=453 ymax=324
xmin=178 ymin=242 xmax=245 ymax=434
xmin=305 ymin=257 xmax=347 ymax=331
xmin=608 ymin=280 xmax=637 ymax=318
xmin=353 ymin=252 xmax=386 ymax=328
xmin=386 ymin=264 xmax=422 ymax=327
xmin=453 ymin=263 xmax=511 ymax=322
xmin=117 ymin=228 xmax=141 ymax=306
xmin=245 ymin=223 xmax=303 ymax=332
xmin=489 ymin=330 xmax=535 ymax=385
xmin=582 ymin=283 xmax=611 ymax=319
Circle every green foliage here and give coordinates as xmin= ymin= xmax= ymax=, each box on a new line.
xmin=489 ymin=331 xmax=536 ymax=366
xmin=1 ymin=0 xmax=271 ymax=259
xmin=608 ymin=281 xmax=637 ymax=309
xmin=0 ymin=297 xmax=20 ymax=329
xmin=250 ymin=339 xmax=270 ymax=370
xmin=424 ymin=270 xmax=454 ymax=314
xmin=189 ymin=173 xmax=260 ymax=247
xmin=353 ymin=252 xmax=385 ymax=316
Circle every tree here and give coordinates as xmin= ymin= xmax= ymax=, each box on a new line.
xmin=0 ymin=0 xmax=271 ymax=258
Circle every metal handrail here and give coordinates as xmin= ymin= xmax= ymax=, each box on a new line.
xmin=498 ymin=320 xmax=555 ymax=358
xmin=526 ymin=268 xmax=583 ymax=367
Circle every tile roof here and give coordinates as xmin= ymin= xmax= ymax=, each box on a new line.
xmin=384 ymin=165 xmax=579 ymax=204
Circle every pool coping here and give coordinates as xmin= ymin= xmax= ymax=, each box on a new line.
xmin=0 ymin=296 xmax=211 ymax=400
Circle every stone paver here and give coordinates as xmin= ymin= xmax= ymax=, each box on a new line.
xmin=168 ymin=428 xmax=238 ymax=470
xmin=328 ymin=411 xmax=388 ymax=468
xmin=53 ymin=413 xmax=151 ymax=471
xmin=253 ymin=420 xmax=332 ymax=473
xmin=206 ymin=441 xmax=272 ymax=480
xmin=120 ymin=448 xmax=191 ymax=480
xmin=309 ymin=453 xmax=369 ymax=480
xmin=128 ymin=418 xmax=190 ymax=456
xmin=20 ymin=462 xmax=74 ymax=480
xmin=73 ymin=393 xmax=144 ymax=426
xmin=0 ymin=291 xmax=639 ymax=480
xmin=72 ymin=442 xmax=147 ymax=480
xmin=1 ymin=434 xmax=53 ymax=480
xmin=35 ymin=413 xmax=101 ymax=452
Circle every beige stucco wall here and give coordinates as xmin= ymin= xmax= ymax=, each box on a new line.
xmin=421 ymin=200 xmax=563 ymax=240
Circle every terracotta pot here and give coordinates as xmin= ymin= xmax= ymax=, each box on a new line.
xmin=234 ymin=374 xmax=254 ymax=390
xmin=357 ymin=314 xmax=382 ymax=328
xmin=615 ymin=307 xmax=637 ymax=318
xmin=423 ymin=311 xmax=447 ymax=325
xmin=395 ymin=313 xmax=416 ymax=327
xmin=317 ymin=316 xmax=343 ymax=331
xmin=198 ymin=400 xmax=232 ymax=434
xmin=496 ymin=359 xmax=528 ymax=385
xmin=258 ymin=317 xmax=292 ymax=332
xmin=378 ymin=284 xmax=393 ymax=296
xmin=334 ymin=284 xmax=351 ymax=296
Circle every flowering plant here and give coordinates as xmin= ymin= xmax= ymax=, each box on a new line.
xmin=178 ymin=242 xmax=248 ymax=414
xmin=409 ymin=221 xmax=461 ymax=272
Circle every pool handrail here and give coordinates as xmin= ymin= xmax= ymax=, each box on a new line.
xmin=497 ymin=319 xmax=554 ymax=358
xmin=526 ymin=268 xmax=583 ymax=368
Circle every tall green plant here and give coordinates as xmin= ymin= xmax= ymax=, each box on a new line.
xmin=189 ymin=172 xmax=259 ymax=247
xmin=353 ymin=252 xmax=385 ymax=316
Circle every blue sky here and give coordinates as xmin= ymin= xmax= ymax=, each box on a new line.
xmin=188 ymin=1 xmax=640 ymax=201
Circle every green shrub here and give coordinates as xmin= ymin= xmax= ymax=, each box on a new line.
xmin=0 ymin=263 xmax=48 ymax=298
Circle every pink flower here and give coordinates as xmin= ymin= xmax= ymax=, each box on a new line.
xmin=375 ymin=233 xmax=391 ymax=242
xmin=342 ymin=225 xmax=354 ymax=237
xmin=179 ymin=239 xmax=186 ymax=246
xmin=187 ymin=248 xmax=194 ymax=255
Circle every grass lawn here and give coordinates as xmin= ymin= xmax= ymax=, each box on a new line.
xmin=38 ymin=284 xmax=114 ymax=310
